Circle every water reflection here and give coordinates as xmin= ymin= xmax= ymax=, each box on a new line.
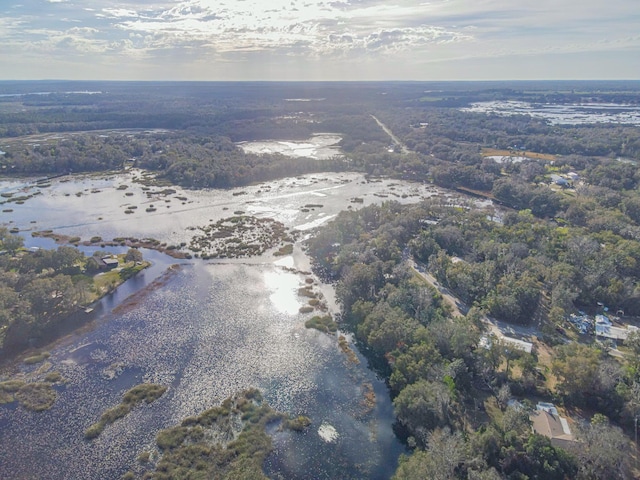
xmin=264 ymin=269 xmax=304 ymax=315
xmin=0 ymin=260 xmax=405 ymax=479
xmin=0 ymin=171 xmax=421 ymax=478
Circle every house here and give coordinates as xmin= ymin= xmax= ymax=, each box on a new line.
xmin=550 ymin=174 xmax=570 ymax=187
xmin=530 ymin=403 xmax=576 ymax=449
xmin=101 ymin=257 xmax=119 ymax=269
xmin=595 ymin=323 xmax=637 ymax=341
xmin=87 ymin=256 xmax=119 ymax=271
xmin=479 ymin=334 xmax=533 ymax=354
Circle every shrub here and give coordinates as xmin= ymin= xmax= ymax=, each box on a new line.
xmin=284 ymin=416 xmax=312 ymax=432
xmin=0 ymin=380 xmax=26 ymax=392
xmin=15 ymin=383 xmax=57 ymax=411
xmin=24 ymin=352 xmax=50 ymax=365
xmin=44 ymin=371 xmax=63 ymax=383
xmin=157 ymin=426 xmax=190 ymax=451
xmin=123 ymin=383 xmax=167 ymax=405
xmin=304 ymin=315 xmax=337 ymax=334
xmin=84 ymin=422 xmax=104 ymax=440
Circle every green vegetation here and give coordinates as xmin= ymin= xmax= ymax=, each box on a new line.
xmin=15 ymin=382 xmax=57 ymax=411
xmin=274 ymin=244 xmax=294 ymax=256
xmin=145 ymin=388 xmax=307 ymax=479
xmin=3 ymin=81 xmax=640 ymax=477
xmin=284 ymin=415 xmax=312 ymax=431
xmin=307 ymin=192 xmax=640 ymax=478
xmin=122 ymin=383 xmax=167 ymax=404
xmin=338 ymin=335 xmax=360 ymax=365
xmin=137 ymin=451 xmax=151 ymax=463
xmin=85 ymin=383 xmax=167 ymax=440
xmin=23 ymin=351 xmax=51 ymax=365
xmin=0 ymin=238 xmax=149 ymax=359
xmin=44 ymin=371 xmax=63 ymax=383
xmin=0 ymin=379 xmax=26 ymax=392
xmin=0 ymin=379 xmax=26 ymax=404
xmin=190 ymin=216 xmax=292 ymax=259
xmin=305 ymin=315 xmax=337 ymax=334
xmin=297 ymin=287 xmax=316 ymax=298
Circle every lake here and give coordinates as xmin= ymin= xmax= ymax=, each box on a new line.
xmin=0 ymin=170 xmax=460 ymax=479
xmin=237 ymin=133 xmax=343 ymax=160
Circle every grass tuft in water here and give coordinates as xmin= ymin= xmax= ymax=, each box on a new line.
xmin=147 ymin=389 xmax=305 ymax=479
xmin=23 ymin=352 xmax=50 ymax=365
xmin=85 ymin=383 xmax=167 ymax=440
xmin=15 ymin=382 xmax=57 ymax=411
xmin=305 ymin=315 xmax=337 ymax=334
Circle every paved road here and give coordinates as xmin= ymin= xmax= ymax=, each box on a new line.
xmin=370 ymin=115 xmax=410 ymax=154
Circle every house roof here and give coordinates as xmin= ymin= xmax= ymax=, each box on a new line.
xmin=530 ymin=410 xmax=576 ymax=448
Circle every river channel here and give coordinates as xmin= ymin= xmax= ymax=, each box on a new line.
xmin=0 ymin=171 xmax=460 ymax=479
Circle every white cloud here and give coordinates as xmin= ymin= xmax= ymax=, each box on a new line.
xmin=1 ymin=0 xmax=639 ymax=79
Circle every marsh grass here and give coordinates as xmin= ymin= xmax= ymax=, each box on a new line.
xmin=0 ymin=379 xmax=26 ymax=404
xmin=0 ymin=379 xmax=26 ymax=392
xmin=44 ymin=371 xmax=63 ymax=383
xmin=123 ymin=383 xmax=167 ymax=404
xmin=15 ymin=382 xmax=57 ymax=411
xmin=0 ymin=390 xmax=14 ymax=404
xmin=273 ymin=244 xmax=293 ymax=256
xmin=284 ymin=415 xmax=312 ymax=432
xmin=339 ymin=335 xmax=360 ymax=365
xmin=149 ymin=389 xmax=303 ymax=479
xmin=189 ymin=216 xmax=291 ymax=259
xmin=24 ymin=352 xmax=51 ymax=365
xmin=137 ymin=451 xmax=151 ymax=463
xmin=305 ymin=315 xmax=337 ymax=334
xmin=85 ymin=383 xmax=167 ymax=440
xmin=297 ymin=287 xmax=316 ymax=298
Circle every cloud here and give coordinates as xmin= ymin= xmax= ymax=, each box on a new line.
xmin=1 ymin=0 xmax=639 ymax=80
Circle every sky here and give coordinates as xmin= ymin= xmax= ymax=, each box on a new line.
xmin=1 ymin=0 xmax=639 ymax=81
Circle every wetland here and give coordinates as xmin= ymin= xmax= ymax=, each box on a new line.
xmin=0 ymin=169 xmax=461 ymax=479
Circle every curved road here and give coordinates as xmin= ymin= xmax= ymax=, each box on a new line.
xmin=409 ymin=259 xmax=538 ymax=340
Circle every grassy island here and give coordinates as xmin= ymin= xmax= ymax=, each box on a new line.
xmin=142 ymin=388 xmax=310 ymax=479
xmin=15 ymin=382 xmax=57 ymax=412
xmin=305 ymin=315 xmax=338 ymax=334
xmin=85 ymin=383 xmax=167 ymax=440
xmin=189 ymin=216 xmax=294 ymax=259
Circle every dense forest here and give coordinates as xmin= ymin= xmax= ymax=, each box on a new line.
xmin=2 ymin=81 xmax=639 ymax=191
xmin=3 ymin=80 xmax=640 ymax=478
xmin=307 ymin=199 xmax=640 ymax=479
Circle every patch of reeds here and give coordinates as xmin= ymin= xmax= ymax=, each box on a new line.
xmin=304 ymin=315 xmax=337 ymax=334
xmin=85 ymin=383 xmax=167 ymax=440
xmin=15 ymin=382 xmax=57 ymax=411
xmin=24 ymin=352 xmax=50 ymax=365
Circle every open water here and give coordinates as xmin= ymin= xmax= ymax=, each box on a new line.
xmin=1 ymin=171 xmax=453 ymax=478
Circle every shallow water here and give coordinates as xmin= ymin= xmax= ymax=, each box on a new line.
xmin=0 ymin=171 xmax=437 ymax=478
xmin=1 ymin=170 xmax=436 ymax=249
xmin=237 ymin=133 xmax=343 ymax=160
xmin=0 ymin=259 xmax=403 ymax=479
xmin=462 ymin=100 xmax=640 ymax=125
